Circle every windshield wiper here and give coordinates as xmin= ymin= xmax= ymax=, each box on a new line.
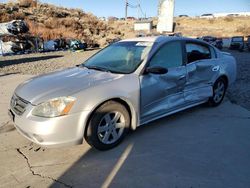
xmin=78 ymin=64 xmax=124 ymax=74
xmin=84 ymin=65 xmax=111 ymax=73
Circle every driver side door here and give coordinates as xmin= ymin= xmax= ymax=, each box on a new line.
xmin=140 ymin=41 xmax=186 ymax=124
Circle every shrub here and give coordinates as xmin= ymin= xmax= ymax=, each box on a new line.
xmin=236 ymin=25 xmax=250 ymax=36
xmin=208 ymin=19 xmax=215 ymax=24
xmin=224 ymin=17 xmax=234 ymax=22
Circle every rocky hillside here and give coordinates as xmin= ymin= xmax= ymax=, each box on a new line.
xmin=174 ymin=16 xmax=250 ymax=38
xmin=0 ymin=0 xmax=123 ymax=46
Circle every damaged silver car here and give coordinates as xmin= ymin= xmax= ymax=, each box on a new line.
xmin=9 ymin=36 xmax=237 ymax=150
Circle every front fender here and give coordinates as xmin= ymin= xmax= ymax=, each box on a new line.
xmin=71 ymin=74 xmax=140 ymax=130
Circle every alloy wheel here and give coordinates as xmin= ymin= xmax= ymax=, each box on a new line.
xmin=213 ymin=80 xmax=225 ymax=103
xmin=97 ymin=111 xmax=126 ymax=144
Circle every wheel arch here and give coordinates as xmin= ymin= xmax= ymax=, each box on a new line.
xmin=83 ymin=97 xmax=138 ymax=141
xmin=218 ymin=74 xmax=229 ymax=88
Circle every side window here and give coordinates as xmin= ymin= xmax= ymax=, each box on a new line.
xmin=149 ymin=41 xmax=183 ymax=69
xmin=186 ymin=43 xmax=211 ymax=64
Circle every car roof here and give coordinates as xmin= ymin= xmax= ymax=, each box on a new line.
xmin=120 ymin=36 xmax=161 ymax=42
xmin=120 ymin=36 xmax=203 ymax=44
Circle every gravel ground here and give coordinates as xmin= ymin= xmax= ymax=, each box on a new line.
xmin=0 ymin=49 xmax=249 ymax=111
xmin=226 ymin=50 xmax=250 ymax=111
xmin=0 ymin=50 xmax=98 ymax=75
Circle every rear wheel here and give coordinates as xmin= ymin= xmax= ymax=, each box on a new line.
xmin=85 ymin=101 xmax=130 ymax=150
xmin=208 ymin=77 xmax=227 ymax=106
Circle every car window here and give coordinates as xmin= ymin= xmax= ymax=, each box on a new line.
xmin=149 ymin=41 xmax=183 ymax=69
xmin=84 ymin=41 xmax=153 ymax=74
xmin=186 ymin=43 xmax=211 ymax=64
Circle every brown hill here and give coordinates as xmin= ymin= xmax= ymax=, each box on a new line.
xmin=175 ymin=16 xmax=250 ymax=38
xmin=0 ymin=0 xmax=123 ymax=46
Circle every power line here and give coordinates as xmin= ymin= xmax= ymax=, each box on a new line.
xmin=125 ymin=0 xmax=146 ymax=19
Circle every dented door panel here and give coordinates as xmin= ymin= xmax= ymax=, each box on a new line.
xmin=140 ymin=66 xmax=186 ymax=123
xmin=184 ymin=59 xmax=220 ymax=103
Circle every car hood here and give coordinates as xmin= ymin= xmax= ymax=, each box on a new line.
xmin=15 ymin=67 xmax=123 ymax=105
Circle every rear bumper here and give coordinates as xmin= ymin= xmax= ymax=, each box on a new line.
xmin=10 ymin=107 xmax=90 ymax=148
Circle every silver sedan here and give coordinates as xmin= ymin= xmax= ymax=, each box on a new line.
xmin=9 ymin=36 xmax=237 ymax=150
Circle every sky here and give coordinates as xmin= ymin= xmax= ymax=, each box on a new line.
xmin=1 ymin=0 xmax=250 ymax=18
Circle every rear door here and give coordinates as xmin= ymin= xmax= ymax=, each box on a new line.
xmin=140 ymin=41 xmax=186 ymax=124
xmin=184 ymin=41 xmax=219 ymax=103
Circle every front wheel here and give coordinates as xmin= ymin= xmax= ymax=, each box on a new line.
xmin=208 ymin=78 xmax=227 ymax=107
xmin=85 ymin=101 xmax=130 ymax=150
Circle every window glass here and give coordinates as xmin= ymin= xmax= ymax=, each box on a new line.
xmin=186 ymin=43 xmax=211 ymax=64
xmin=149 ymin=41 xmax=183 ymax=69
xmin=84 ymin=41 xmax=153 ymax=74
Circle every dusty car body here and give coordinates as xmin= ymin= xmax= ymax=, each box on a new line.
xmin=201 ymin=36 xmax=223 ymax=50
xmin=9 ymin=36 xmax=237 ymax=150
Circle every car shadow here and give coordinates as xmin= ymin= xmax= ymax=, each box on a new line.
xmin=0 ymin=55 xmax=64 ymax=67
xmin=49 ymin=104 xmax=221 ymax=188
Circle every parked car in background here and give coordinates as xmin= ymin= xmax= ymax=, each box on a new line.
xmin=247 ymin=36 xmax=250 ymax=51
xmin=201 ymin=36 xmax=223 ymax=50
xmin=68 ymin=39 xmax=87 ymax=51
xmin=230 ymin=36 xmax=244 ymax=51
xmin=179 ymin=15 xmax=189 ymax=18
xmin=214 ymin=38 xmax=223 ymax=50
xmin=227 ymin=14 xmax=239 ymax=17
xmin=200 ymin=14 xmax=214 ymax=19
xmin=201 ymin=36 xmax=217 ymax=43
xmin=43 ymin=40 xmax=57 ymax=51
xmin=9 ymin=36 xmax=237 ymax=150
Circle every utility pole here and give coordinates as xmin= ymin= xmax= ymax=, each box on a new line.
xmin=125 ymin=0 xmax=128 ymax=20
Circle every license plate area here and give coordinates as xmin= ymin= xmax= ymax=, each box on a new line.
xmin=8 ymin=109 xmax=15 ymax=122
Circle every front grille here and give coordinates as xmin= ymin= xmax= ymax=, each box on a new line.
xmin=10 ymin=94 xmax=29 ymax=115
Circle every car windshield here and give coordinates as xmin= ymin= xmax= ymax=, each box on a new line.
xmin=82 ymin=41 xmax=154 ymax=74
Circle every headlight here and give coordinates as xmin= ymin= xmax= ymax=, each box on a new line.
xmin=32 ymin=97 xmax=76 ymax=118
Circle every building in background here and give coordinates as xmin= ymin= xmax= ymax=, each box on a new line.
xmin=134 ymin=20 xmax=153 ymax=32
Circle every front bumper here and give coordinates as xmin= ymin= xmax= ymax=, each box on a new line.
xmin=9 ymin=106 xmax=90 ymax=147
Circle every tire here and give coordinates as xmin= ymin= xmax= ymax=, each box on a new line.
xmin=85 ymin=101 xmax=130 ymax=150
xmin=208 ymin=77 xmax=227 ymax=107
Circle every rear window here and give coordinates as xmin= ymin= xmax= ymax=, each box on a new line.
xmin=186 ymin=43 xmax=211 ymax=64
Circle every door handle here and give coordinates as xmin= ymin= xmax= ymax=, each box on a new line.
xmin=212 ymin=66 xmax=220 ymax=72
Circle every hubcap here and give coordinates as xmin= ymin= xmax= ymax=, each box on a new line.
xmin=97 ymin=111 xmax=126 ymax=144
xmin=213 ymin=81 xmax=225 ymax=103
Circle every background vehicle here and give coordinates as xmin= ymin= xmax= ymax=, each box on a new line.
xmin=9 ymin=36 xmax=237 ymax=150
xmin=247 ymin=36 xmax=250 ymax=51
xmin=201 ymin=36 xmax=223 ymax=49
xmin=179 ymin=15 xmax=189 ymax=17
xmin=200 ymin=14 xmax=214 ymax=19
xmin=230 ymin=36 xmax=244 ymax=51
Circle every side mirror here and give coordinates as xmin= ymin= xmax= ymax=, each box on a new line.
xmin=145 ymin=66 xmax=168 ymax=75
